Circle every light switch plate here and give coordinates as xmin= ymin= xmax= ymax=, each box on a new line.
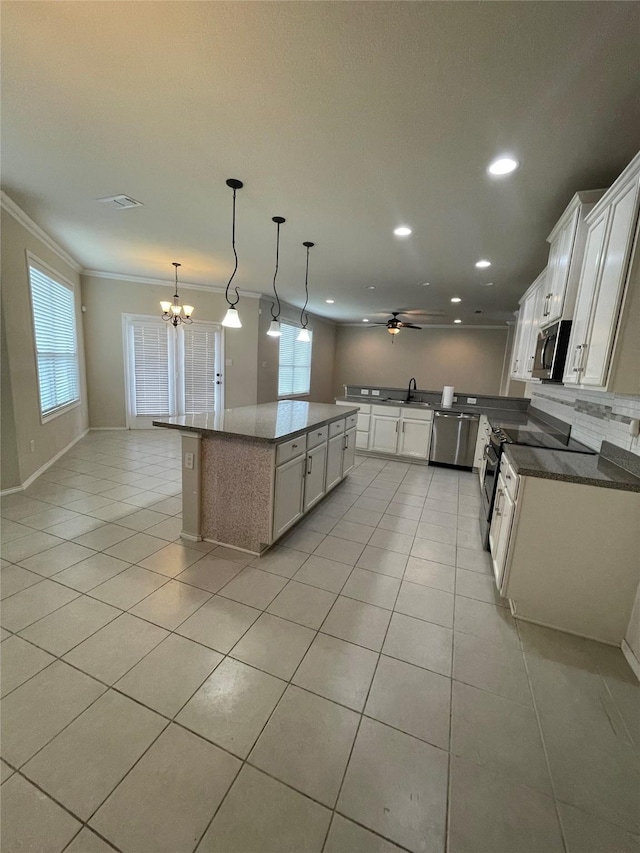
xmin=184 ymin=452 xmax=194 ymax=470
xmin=360 ymin=389 xmax=369 ymax=395
xmin=467 ymin=397 xmax=477 ymax=404
xmin=371 ymin=390 xmax=380 ymax=396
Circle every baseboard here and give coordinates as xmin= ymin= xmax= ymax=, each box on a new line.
xmin=90 ymin=426 xmax=128 ymax=431
xmin=0 ymin=428 xmax=90 ymax=496
xmin=509 ymin=605 xmax=620 ymax=647
xmin=622 ymin=639 xmax=640 ymax=682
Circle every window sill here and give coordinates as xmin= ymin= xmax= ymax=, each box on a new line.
xmin=41 ymin=398 xmax=81 ymax=425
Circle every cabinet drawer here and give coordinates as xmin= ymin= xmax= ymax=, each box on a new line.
xmin=402 ymin=408 xmax=433 ymax=421
xmin=276 ymin=435 xmax=306 ymax=466
xmin=502 ymin=456 xmax=519 ymax=500
xmin=329 ymin=418 xmax=346 ymax=438
xmin=307 ymin=425 xmax=328 ymax=450
xmin=346 ymin=413 xmax=358 ymax=430
xmin=372 ymin=404 xmax=401 ymax=417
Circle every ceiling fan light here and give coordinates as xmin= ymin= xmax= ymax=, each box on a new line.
xmin=222 ymin=307 xmax=242 ymax=328
xmin=388 ymin=326 xmax=400 ymax=335
xmin=267 ymin=320 xmax=282 ymax=337
xmin=297 ymin=328 xmax=311 ymax=342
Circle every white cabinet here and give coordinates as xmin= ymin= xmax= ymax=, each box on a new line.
xmin=490 ymin=475 xmax=515 ymax=590
xmin=273 ymin=453 xmax=306 ymax=539
xmin=303 ymin=441 xmax=327 ymax=512
xmin=370 ymin=416 xmax=399 ymax=454
xmin=563 ymin=153 xmax=640 ymax=391
xmin=336 ymin=400 xmax=371 ymax=450
xmin=510 ymin=271 xmax=546 ymax=380
xmin=343 ymin=427 xmax=357 ymax=475
xmin=325 ymin=433 xmax=345 ymax=491
xmin=474 ymin=415 xmax=491 ymax=484
xmin=398 ymin=418 xmax=431 ymax=459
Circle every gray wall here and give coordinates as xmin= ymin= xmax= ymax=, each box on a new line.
xmin=333 ymin=325 xmax=509 ymax=399
xmin=1 ymin=208 xmax=89 ymax=490
xmin=257 ymin=298 xmax=336 ymax=404
xmin=81 ymin=275 xmax=260 ymax=427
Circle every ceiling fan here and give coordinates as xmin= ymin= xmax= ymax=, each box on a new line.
xmin=372 ymin=311 xmax=424 ymax=335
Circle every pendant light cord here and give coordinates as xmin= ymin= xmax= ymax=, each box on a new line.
xmin=270 ymin=217 xmax=285 ymax=321
xmin=300 ymin=242 xmax=312 ymax=328
xmin=225 ymin=184 xmax=240 ymax=308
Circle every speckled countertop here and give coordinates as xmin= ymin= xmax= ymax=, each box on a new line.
xmin=153 ymin=401 xmax=359 ymax=443
xmin=503 ymin=444 xmax=640 ymax=492
xmin=336 ymin=396 xmax=530 ymax=425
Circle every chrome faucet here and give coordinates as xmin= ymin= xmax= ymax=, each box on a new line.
xmin=406 ymin=377 xmax=417 ymax=402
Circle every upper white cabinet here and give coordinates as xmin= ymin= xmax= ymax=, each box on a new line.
xmin=563 ymin=153 xmax=640 ymax=391
xmin=510 ymin=270 xmax=546 ymax=381
xmin=542 ymin=190 xmax=605 ymax=326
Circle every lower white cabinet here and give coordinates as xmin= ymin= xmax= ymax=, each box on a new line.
xmin=489 ymin=473 xmax=515 ymax=590
xmin=343 ymin=427 xmax=357 ymax=474
xmin=325 ymin=433 xmax=345 ymax=491
xmin=370 ymin=416 xmax=399 ymax=454
xmin=303 ymin=441 xmax=327 ymax=512
xmin=397 ymin=418 xmax=431 ymax=459
xmin=273 ymin=453 xmax=306 ymax=540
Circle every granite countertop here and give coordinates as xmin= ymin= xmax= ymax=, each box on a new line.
xmin=336 ymin=396 xmax=530 ymax=424
xmin=503 ymin=444 xmax=640 ymax=492
xmin=153 ymin=401 xmax=359 ymax=443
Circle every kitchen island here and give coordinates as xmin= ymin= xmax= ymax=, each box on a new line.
xmin=153 ymin=401 xmax=359 ymax=554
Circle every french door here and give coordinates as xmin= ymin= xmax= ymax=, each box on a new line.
xmin=123 ymin=315 xmax=222 ymax=428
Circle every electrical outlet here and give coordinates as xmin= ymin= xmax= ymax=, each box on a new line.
xmin=184 ymin=452 xmax=194 ymax=470
xmin=225 ymin=358 xmax=233 ymax=367
xmin=467 ymin=397 xmax=477 ymax=404
xmin=262 ymin=361 xmax=267 ymax=368
xmin=360 ymin=389 xmax=369 ymax=395
xmin=371 ymin=390 xmax=380 ymax=396
xmin=30 ymin=440 xmax=35 ymax=453
xmin=453 ymin=396 xmax=458 ymax=402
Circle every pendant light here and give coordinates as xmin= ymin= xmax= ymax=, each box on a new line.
xmin=161 ymin=263 xmax=194 ymax=327
xmin=267 ymin=216 xmax=285 ymax=337
xmin=222 ymin=178 xmax=243 ymax=328
xmin=297 ymin=241 xmax=314 ymax=342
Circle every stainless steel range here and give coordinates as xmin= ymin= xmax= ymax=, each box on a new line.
xmin=480 ymin=418 xmax=595 ymax=549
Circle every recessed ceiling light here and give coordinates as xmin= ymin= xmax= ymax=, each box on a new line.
xmin=326 ymin=299 xmax=335 ymax=304
xmin=475 ymin=259 xmax=491 ymax=268
xmin=365 ymin=285 xmax=376 ymax=290
xmin=488 ymin=156 xmax=519 ymax=176
xmin=419 ymin=282 xmax=430 ymax=287
xmin=362 ymin=319 xmax=369 ymax=323
xmin=394 ymin=226 xmax=412 ymax=237
xmin=451 ymin=297 xmax=462 ymax=303
xmin=454 ymin=319 xmax=462 ymax=324
xmin=481 ymin=281 xmax=495 ymax=287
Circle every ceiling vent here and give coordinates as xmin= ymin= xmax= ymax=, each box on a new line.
xmin=97 ymin=194 xmax=143 ymax=210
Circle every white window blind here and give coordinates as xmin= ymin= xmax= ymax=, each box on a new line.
xmin=183 ymin=325 xmax=217 ymax=414
xmin=131 ymin=322 xmax=171 ymax=416
xmin=28 ymin=263 xmax=80 ymax=418
xmin=278 ymin=322 xmax=312 ymax=397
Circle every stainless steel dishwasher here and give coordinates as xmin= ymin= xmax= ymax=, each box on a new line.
xmin=429 ymin=411 xmax=480 ymax=468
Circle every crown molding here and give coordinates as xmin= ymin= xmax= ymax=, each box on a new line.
xmin=1 ymin=191 xmax=82 ymax=272
xmin=81 ymin=269 xmax=263 ymax=299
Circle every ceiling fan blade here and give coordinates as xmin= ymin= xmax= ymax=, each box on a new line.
xmin=402 ymin=324 xmax=422 ymax=329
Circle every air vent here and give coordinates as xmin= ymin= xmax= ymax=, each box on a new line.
xmin=97 ymin=195 xmax=143 ymax=210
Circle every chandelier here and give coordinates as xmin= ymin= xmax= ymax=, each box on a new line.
xmin=160 ymin=263 xmax=194 ymax=327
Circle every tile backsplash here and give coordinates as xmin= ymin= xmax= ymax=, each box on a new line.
xmin=530 ymin=386 xmax=640 ymax=456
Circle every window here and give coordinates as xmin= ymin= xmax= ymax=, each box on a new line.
xmin=28 ymin=260 xmax=80 ymax=420
xmin=278 ymin=322 xmax=312 ymax=397
xmin=124 ymin=316 xmax=221 ymax=427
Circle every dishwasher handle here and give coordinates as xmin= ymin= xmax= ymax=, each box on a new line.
xmin=435 ymin=411 xmax=480 ymax=420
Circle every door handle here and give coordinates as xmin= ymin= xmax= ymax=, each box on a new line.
xmin=344 ymin=435 xmax=349 ymax=450
xmin=307 ymin=456 xmax=313 ymax=475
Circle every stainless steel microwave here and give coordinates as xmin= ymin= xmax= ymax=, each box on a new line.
xmin=532 ymin=320 xmax=572 ymax=382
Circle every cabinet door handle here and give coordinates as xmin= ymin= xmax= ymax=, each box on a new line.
xmin=292 ymin=444 xmax=298 ymax=449
xmin=395 ymin=422 xmax=398 ymax=432
xmin=307 ymin=456 xmax=313 ymax=475
xmin=402 ymin=422 xmax=405 ymax=433
xmin=344 ymin=435 xmax=349 ymax=450
xmin=494 ymin=489 xmax=503 ymax=516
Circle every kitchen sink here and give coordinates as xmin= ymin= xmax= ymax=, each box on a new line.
xmin=383 ymin=399 xmax=432 ymax=408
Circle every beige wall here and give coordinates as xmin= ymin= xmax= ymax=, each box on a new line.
xmin=257 ymin=299 xmax=336 ymax=404
xmin=81 ymin=275 xmax=260 ymax=427
xmin=333 ymin=325 xmax=509 ymax=398
xmin=626 ymin=584 xmax=640 ymax=671
xmin=1 ymin=208 xmax=88 ymax=490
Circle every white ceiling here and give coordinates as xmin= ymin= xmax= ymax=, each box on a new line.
xmin=2 ymin=2 xmax=639 ymax=325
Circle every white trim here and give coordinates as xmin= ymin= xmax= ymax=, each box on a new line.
xmin=509 ymin=604 xmax=620 ymax=646
xmin=90 ymin=426 xmax=128 ymax=431
xmin=622 ymin=639 xmax=640 ymax=682
xmin=1 ymin=192 xmax=81 ymax=272
xmin=83 ymin=269 xmax=262 ymax=299
xmin=0 ymin=428 xmax=89 ymax=496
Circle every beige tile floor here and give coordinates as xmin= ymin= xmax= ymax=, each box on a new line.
xmin=1 ymin=429 xmax=639 ymax=853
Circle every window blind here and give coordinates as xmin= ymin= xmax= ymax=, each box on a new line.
xmin=183 ymin=325 xmax=217 ymax=413
xmin=278 ymin=322 xmax=312 ymax=397
xmin=28 ymin=264 xmax=80 ymax=417
xmin=131 ymin=322 xmax=170 ymax=416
